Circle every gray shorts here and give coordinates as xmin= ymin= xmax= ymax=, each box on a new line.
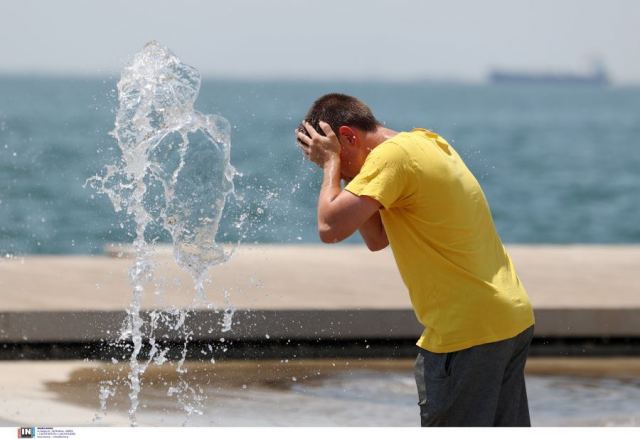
xmin=414 ymin=324 xmax=535 ymax=427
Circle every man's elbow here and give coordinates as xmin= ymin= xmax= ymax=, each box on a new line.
xmin=318 ymin=223 xmax=346 ymax=244
xmin=318 ymin=229 xmax=341 ymax=244
xmin=365 ymin=239 xmax=389 ymax=252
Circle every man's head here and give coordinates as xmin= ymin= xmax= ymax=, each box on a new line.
xmin=299 ymin=93 xmax=382 ymax=179
xmin=301 ymin=93 xmax=380 ymax=136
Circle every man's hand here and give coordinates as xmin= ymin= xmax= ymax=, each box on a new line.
xmin=296 ymin=119 xmax=386 ymax=249
xmin=296 ymin=120 xmax=340 ymax=168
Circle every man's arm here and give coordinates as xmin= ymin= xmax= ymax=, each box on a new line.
xmin=357 ymin=209 xmax=389 ymax=251
xmin=316 ymin=155 xmax=383 ymax=245
xmin=297 ymin=121 xmax=387 ymax=249
xmin=340 ymin=174 xmax=388 ymax=251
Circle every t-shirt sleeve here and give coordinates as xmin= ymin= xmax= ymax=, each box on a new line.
xmin=344 ymin=142 xmax=413 ymax=209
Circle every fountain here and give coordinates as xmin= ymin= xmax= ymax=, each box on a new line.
xmin=88 ymin=41 xmax=236 ymax=425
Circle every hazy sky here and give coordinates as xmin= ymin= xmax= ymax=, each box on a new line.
xmin=1 ymin=0 xmax=639 ymax=83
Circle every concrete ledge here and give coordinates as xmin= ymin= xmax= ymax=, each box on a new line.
xmin=1 ymin=245 xmax=639 ymax=358
xmin=0 ymin=309 xmax=421 ymax=343
xmin=2 ymin=308 xmax=640 ymax=345
xmin=533 ymin=308 xmax=640 ymax=337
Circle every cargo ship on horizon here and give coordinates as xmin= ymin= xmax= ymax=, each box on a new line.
xmin=489 ymin=63 xmax=609 ymax=86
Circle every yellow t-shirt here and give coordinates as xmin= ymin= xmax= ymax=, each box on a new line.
xmin=345 ymin=128 xmax=535 ymax=353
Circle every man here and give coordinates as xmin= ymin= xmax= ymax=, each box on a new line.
xmin=296 ymin=93 xmax=535 ymax=427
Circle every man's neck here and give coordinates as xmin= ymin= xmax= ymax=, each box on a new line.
xmin=363 ymin=125 xmax=398 ymax=151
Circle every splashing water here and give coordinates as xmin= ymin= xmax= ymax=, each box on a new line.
xmin=89 ymin=41 xmax=236 ymax=425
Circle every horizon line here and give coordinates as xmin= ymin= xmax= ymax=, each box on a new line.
xmin=0 ymin=71 xmax=638 ymax=87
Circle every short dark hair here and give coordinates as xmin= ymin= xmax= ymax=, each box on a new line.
xmin=300 ymin=93 xmax=380 ymax=137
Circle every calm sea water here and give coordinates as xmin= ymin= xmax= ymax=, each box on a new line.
xmin=1 ymin=77 xmax=639 ymax=255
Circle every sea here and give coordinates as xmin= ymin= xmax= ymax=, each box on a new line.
xmin=1 ymin=77 xmax=639 ymax=255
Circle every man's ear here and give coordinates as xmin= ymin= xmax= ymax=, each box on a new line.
xmin=338 ymin=126 xmax=357 ymax=145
